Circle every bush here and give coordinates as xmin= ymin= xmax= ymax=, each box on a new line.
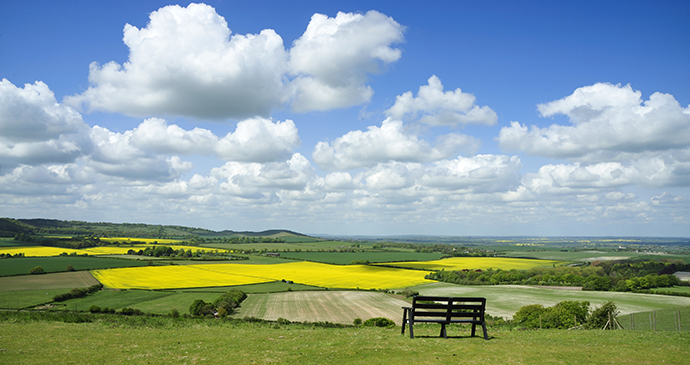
xmin=400 ymin=288 xmax=419 ymax=298
xmin=88 ymin=305 xmax=101 ymax=313
xmin=29 ymin=266 xmax=45 ymax=274
xmin=120 ymin=307 xmax=143 ymax=316
xmin=586 ymin=301 xmax=618 ymax=329
xmin=353 ymin=318 xmax=362 ymax=326
xmin=66 ymin=265 xmax=75 ymax=272
xmin=363 ymin=317 xmax=395 ymax=328
xmin=169 ymin=309 xmax=180 ymax=318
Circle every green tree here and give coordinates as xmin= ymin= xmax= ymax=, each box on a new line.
xmin=29 ymin=266 xmax=45 ymax=274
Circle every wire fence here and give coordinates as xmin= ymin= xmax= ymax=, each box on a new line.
xmin=618 ymin=307 xmax=689 ymax=332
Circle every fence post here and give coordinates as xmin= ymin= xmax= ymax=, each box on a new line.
xmin=649 ymin=313 xmax=653 ymax=331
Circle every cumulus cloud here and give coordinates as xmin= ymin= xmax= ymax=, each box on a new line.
xmin=65 ymin=5 xmax=405 ymax=119
xmin=498 ymin=83 xmax=690 ymax=161
xmin=313 ymin=118 xmax=479 ymax=170
xmin=211 ymin=153 xmax=314 ymax=198
xmin=288 ymin=10 xmax=404 ymax=112
xmin=386 ymin=75 xmax=498 ymax=126
xmin=66 ymin=3 xmax=287 ymax=119
xmin=0 ymin=79 xmax=92 ymax=170
xmin=214 ymin=118 xmax=300 ymax=162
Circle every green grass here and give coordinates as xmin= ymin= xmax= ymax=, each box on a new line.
xmin=0 ymin=256 xmax=149 ymax=276
xmin=0 ymin=237 xmax=34 ymax=247
xmin=619 ymin=306 xmax=690 ymax=332
xmin=652 ymin=285 xmax=690 ymax=294
xmin=201 ymin=240 xmax=363 ymax=252
xmin=0 ymin=289 xmax=69 ymax=309
xmin=413 ymin=282 xmax=690 ymax=318
xmin=277 ymin=251 xmax=444 ymax=264
xmin=0 ymin=317 xmax=688 ymax=364
xmin=55 ymin=289 xmax=175 ymax=312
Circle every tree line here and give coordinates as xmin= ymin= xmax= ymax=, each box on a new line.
xmin=426 ymin=259 xmax=689 ymax=292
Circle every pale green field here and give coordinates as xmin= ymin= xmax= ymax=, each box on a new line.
xmin=237 ymin=291 xmax=408 ymax=325
xmin=413 ymin=282 xmax=690 ymax=318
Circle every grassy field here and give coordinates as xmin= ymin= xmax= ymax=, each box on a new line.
xmin=0 ymin=271 xmax=99 ymax=291
xmin=0 ymin=256 xmax=150 ymax=276
xmin=201 ymin=240 xmax=361 ymax=252
xmin=619 ymin=306 xmax=690 ymax=332
xmin=0 ymin=318 xmax=687 ymax=364
xmin=381 ymin=257 xmax=561 ymax=271
xmin=278 ymin=251 xmax=444 ymax=264
xmin=413 ymin=282 xmax=690 ymax=318
xmin=237 ymin=291 xmax=407 ymax=325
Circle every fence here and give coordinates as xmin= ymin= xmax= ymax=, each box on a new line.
xmin=618 ymin=307 xmax=689 ymax=332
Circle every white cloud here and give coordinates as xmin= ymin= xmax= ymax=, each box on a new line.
xmin=129 ymin=118 xmax=217 ymax=155
xmin=214 ymin=118 xmax=300 ymax=162
xmin=288 ymin=10 xmax=404 ymax=112
xmin=66 ymin=3 xmax=287 ymax=119
xmin=211 ymin=153 xmax=314 ymax=198
xmin=0 ymin=79 xmax=92 ymax=170
xmin=386 ymin=75 xmax=498 ymax=126
xmin=65 ymin=5 xmax=405 ymax=119
xmin=313 ymin=118 xmax=479 ymax=170
xmin=498 ymin=83 xmax=690 ymax=161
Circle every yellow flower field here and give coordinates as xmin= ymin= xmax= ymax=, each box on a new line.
xmin=378 ymin=257 xmax=561 ymax=271
xmin=91 ymin=261 xmax=435 ymax=290
xmin=0 ymin=245 xmax=227 ymax=257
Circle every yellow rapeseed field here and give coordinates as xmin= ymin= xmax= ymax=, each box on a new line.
xmin=0 ymin=245 xmax=227 ymax=257
xmin=0 ymin=246 xmax=83 ymax=257
xmin=378 ymin=257 xmax=561 ymax=271
xmin=91 ymin=261 xmax=435 ymax=290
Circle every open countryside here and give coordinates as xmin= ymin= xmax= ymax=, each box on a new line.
xmin=2 ymin=219 xmax=690 ymax=364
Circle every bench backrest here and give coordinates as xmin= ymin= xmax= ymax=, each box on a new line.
xmin=411 ymin=296 xmax=486 ymax=321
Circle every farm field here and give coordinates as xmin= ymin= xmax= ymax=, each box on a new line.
xmin=278 ymin=251 xmax=444 ymax=264
xmin=237 ymin=291 xmax=408 ymax=325
xmin=0 ymin=271 xmax=99 ymax=291
xmin=92 ymin=261 xmax=435 ymax=290
xmin=381 ymin=257 xmax=561 ymax=271
xmin=201 ymin=240 xmax=362 ymax=252
xmin=0 ymin=256 xmax=150 ymax=276
xmin=0 ymin=319 xmax=687 ymax=364
xmin=0 ymin=289 xmax=69 ymax=309
xmin=412 ymin=282 xmax=690 ymax=318
xmin=0 ymin=244 xmax=228 ymax=257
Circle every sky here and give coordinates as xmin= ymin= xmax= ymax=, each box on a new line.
xmin=1 ymin=1 xmax=689 ymax=237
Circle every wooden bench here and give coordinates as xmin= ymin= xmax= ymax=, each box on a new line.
xmin=401 ymin=296 xmax=489 ymax=339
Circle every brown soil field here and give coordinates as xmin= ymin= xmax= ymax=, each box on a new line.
xmin=236 ymin=291 xmax=409 ymax=325
xmin=0 ymin=271 xmax=99 ymax=291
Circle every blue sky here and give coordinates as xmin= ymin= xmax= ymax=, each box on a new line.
xmin=1 ymin=1 xmax=689 ymax=236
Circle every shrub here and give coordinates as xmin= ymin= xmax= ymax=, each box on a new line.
xmin=363 ymin=317 xmax=395 ymax=328
xmin=169 ymin=309 xmax=180 ymax=318
xmin=66 ymin=265 xmax=75 ymax=271
xmin=277 ymin=317 xmax=290 ymax=325
xmin=29 ymin=266 xmax=45 ymax=274
xmin=353 ymin=318 xmax=362 ymax=326
xmin=120 ymin=307 xmax=142 ymax=316
xmin=88 ymin=305 xmax=101 ymax=313
xmin=586 ymin=301 xmax=618 ymax=329
xmin=400 ymin=288 xmax=419 ymax=298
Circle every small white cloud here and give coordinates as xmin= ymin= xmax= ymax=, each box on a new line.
xmin=289 ymin=11 xmax=404 ymax=112
xmin=313 ymin=118 xmax=479 ymax=170
xmin=214 ymin=118 xmax=300 ymax=162
xmin=386 ymin=75 xmax=498 ymax=126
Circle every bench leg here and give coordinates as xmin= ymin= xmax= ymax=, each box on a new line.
xmin=482 ymin=322 xmax=489 ymax=340
xmin=409 ymin=319 xmax=414 ymax=339
xmin=401 ymin=309 xmax=408 ymax=335
xmin=471 ymin=323 xmax=476 ymax=337
xmin=440 ymin=323 xmax=447 ymax=339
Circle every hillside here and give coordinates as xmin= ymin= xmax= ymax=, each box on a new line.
xmin=0 ymin=218 xmax=306 ymax=240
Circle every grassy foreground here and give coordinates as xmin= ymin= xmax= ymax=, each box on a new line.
xmin=0 ymin=315 xmax=688 ymax=364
